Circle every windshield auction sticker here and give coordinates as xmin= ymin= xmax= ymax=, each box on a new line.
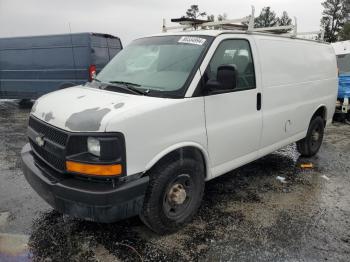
xmin=178 ymin=36 xmax=206 ymax=45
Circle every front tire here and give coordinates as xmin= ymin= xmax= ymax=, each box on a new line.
xmin=297 ymin=116 xmax=325 ymax=157
xmin=140 ymin=157 xmax=205 ymax=234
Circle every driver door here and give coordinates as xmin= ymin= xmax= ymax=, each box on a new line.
xmin=202 ymin=37 xmax=263 ymax=177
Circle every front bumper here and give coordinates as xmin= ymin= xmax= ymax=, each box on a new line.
xmin=21 ymin=143 xmax=149 ymax=223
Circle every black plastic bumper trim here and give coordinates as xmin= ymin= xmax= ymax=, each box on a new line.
xmin=21 ymin=143 xmax=149 ymax=223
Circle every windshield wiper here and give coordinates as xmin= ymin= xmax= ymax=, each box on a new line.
xmin=108 ymin=81 xmax=149 ymax=95
xmin=109 ymin=81 xmax=141 ymax=87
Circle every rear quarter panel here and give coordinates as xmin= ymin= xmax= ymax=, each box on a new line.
xmin=254 ymin=35 xmax=338 ymax=151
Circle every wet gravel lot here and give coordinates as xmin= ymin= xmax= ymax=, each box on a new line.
xmin=0 ymin=99 xmax=349 ymax=262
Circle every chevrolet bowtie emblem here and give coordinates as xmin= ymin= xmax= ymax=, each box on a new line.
xmin=35 ymin=135 xmax=45 ymax=147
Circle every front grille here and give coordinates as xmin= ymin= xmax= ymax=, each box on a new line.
xmin=29 ymin=117 xmax=68 ymax=146
xmin=28 ymin=116 xmax=68 ymax=172
xmin=30 ymin=139 xmax=66 ymax=171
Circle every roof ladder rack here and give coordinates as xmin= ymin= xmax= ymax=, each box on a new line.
xmin=162 ymin=6 xmax=325 ymax=42
xmin=162 ymin=16 xmax=250 ymax=32
xmin=247 ymin=6 xmax=295 ymax=35
xmin=296 ymin=30 xmax=325 ymax=41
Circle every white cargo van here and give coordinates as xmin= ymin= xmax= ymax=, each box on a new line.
xmin=21 ymin=16 xmax=338 ymax=234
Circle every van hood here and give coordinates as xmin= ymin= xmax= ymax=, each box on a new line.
xmin=31 ymin=85 xmax=172 ymax=132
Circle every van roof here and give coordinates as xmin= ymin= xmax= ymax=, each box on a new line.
xmin=146 ymin=30 xmax=330 ymax=45
xmin=0 ymin=32 xmax=120 ymax=40
xmin=0 ymin=32 xmax=122 ymax=50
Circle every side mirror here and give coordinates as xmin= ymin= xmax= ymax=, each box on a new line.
xmin=205 ymin=79 xmax=223 ymax=93
xmin=205 ymin=64 xmax=238 ymax=94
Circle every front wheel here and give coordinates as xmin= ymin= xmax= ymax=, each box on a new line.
xmin=296 ymin=116 xmax=325 ymax=157
xmin=140 ymin=157 xmax=205 ymax=234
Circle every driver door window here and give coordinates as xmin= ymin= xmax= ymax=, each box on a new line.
xmin=206 ymin=39 xmax=256 ymax=91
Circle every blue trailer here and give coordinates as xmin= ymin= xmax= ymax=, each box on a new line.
xmin=332 ymin=41 xmax=350 ymax=120
xmin=0 ymin=33 xmax=122 ymax=100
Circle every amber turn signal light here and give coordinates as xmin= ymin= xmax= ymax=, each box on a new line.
xmin=66 ymin=161 xmax=122 ymax=176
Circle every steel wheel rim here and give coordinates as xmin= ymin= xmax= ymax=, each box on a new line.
xmin=163 ymin=174 xmax=194 ymax=219
xmin=310 ymin=125 xmax=322 ymax=151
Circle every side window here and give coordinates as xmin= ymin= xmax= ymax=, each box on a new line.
xmin=206 ymin=39 xmax=256 ymax=91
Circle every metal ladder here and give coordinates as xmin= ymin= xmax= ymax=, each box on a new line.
xmin=162 ymin=6 xmax=325 ymax=42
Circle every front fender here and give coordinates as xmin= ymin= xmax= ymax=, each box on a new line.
xmin=144 ymin=142 xmax=211 ymax=180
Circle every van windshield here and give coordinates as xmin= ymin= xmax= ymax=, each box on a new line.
xmin=337 ymin=54 xmax=350 ymax=75
xmin=96 ymin=35 xmax=212 ymax=97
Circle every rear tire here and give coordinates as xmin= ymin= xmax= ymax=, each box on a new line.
xmin=296 ymin=116 xmax=324 ymax=157
xmin=346 ymin=112 xmax=350 ymax=122
xmin=140 ymin=157 xmax=205 ymax=234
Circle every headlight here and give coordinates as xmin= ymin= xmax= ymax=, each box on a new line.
xmin=66 ymin=134 xmax=125 ymax=176
xmin=87 ymin=137 xmax=100 ymax=157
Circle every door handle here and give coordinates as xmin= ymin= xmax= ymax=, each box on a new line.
xmin=257 ymin=92 xmax=262 ymax=111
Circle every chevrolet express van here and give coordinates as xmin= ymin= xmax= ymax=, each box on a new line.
xmin=21 ymin=28 xmax=338 ymax=234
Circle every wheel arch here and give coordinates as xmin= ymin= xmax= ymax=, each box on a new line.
xmin=311 ymin=104 xmax=328 ymax=126
xmin=144 ymin=142 xmax=211 ymax=180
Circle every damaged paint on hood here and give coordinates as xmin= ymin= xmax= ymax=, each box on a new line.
xmin=30 ymin=85 xmax=176 ymax=132
xmin=65 ymin=107 xmax=111 ymax=131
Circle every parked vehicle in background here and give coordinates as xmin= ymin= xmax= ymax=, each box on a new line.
xmin=0 ymin=33 xmax=122 ymax=103
xmin=21 ymin=14 xmax=338 ymax=234
xmin=332 ymin=41 xmax=350 ymax=120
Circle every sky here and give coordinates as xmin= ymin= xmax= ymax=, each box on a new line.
xmin=0 ymin=0 xmax=324 ymax=45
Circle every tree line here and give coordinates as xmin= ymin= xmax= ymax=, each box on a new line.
xmin=183 ymin=5 xmax=292 ymax=30
xmin=321 ymin=0 xmax=350 ymax=42
xmin=182 ymin=2 xmax=350 ymax=43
